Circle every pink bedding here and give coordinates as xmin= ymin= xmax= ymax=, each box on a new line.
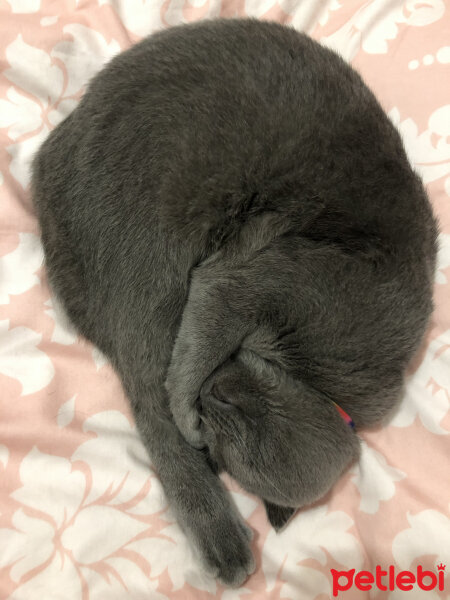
xmin=0 ymin=1 xmax=449 ymax=599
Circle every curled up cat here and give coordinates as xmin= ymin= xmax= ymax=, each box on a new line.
xmin=31 ymin=18 xmax=438 ymax=586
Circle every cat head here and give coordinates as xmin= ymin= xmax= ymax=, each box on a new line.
xmin=199 ymin=342 xmax=360 ymax=530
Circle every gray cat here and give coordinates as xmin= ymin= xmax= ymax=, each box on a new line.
xmin=31 ymin=18 xmax=437 ymax=586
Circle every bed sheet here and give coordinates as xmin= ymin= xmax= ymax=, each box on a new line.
xmin=0 ymin=1 xmax=449 ymax=599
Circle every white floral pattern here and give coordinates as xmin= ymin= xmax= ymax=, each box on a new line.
xmin=390 ymin=106 xmax=450 ymax=185
xmin=0 ymin=320 xmax=54 ymax=395
xmin=390 ymin=331 xmax=450 ymax=434
xmin=436 ymin=233 xmax=450 ymax=284
xmin=98 ymin=0 xmax=165 ymax=37
xmin=0 ymin=233 xmax=43 ymax=304
xmin=6 ymin=0 xmax=41 ymax=13
xmin=262 ymin=506 xmax=364 ymax=599
xmin=321 ymin=0 xmax=446 ymax=61
xmin=351 ymin=443 xmax=406 ymax=514
xmin=0 ymin=412 xmax=172 ymax=597
xmin=44 ymin=297 xmax=78 ymax=346
xmin=392 ymin=509 xmax=450 ymax=569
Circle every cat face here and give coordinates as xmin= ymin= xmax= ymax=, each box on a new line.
xmin=199 ymin=344 xmax=360 ymax=520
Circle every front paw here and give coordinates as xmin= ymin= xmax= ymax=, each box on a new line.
xmin=187 ymin=506 xmax=255 ymax=587
xmin=178 ymin=408 xmax=204 ymax=449
xmin=166 ymin=385 xmax=204 ymax=448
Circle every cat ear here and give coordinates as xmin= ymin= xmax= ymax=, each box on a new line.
xmin=263 ymin=500 xmax=296 ymax=531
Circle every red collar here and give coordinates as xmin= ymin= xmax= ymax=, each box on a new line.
xmin=332 ymin=401 xmax=355 ymax=429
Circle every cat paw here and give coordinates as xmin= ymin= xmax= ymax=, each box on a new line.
xmin=180 ymin=417 xmax=204 ymax=449
xmin=190 ymin=510 xmax=255 ymax=587
xmin=166 ymin=387 xmax=204 ymax=448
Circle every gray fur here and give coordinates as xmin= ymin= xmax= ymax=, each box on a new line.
xmin=31 ymin=18 xmax=437 ymax=586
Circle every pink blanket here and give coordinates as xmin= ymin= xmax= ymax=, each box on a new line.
xmin=1 ymin=1 xmax=449 ymax=599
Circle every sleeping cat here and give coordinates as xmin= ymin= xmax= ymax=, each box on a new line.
xmin=31 ymin=18 xmax=437 ymax=586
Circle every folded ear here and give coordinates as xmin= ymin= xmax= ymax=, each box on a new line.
xmin=264 ymin=500 xmax=297 ymax=531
